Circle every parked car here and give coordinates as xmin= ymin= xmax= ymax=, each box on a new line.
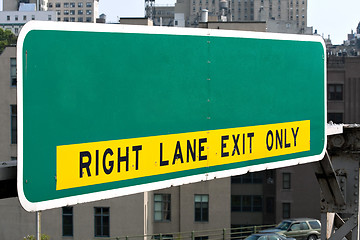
xmin=260 ymin=218 xmax=321 ymax=240
xmin=245 ymin=233 xmax=296 ymax=240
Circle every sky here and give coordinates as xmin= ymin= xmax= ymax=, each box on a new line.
xmin=0 ymin=0 xmax=359 ymax=45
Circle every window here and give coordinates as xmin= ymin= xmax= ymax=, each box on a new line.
xmin=328 ymin=84 xmax=343 ymax=100
xmin=31 ymin=15 xmax=35 ymax=20
xmin=15 ymin=15 xmax=18 ymax=21
xmin=86 ymin=17 xmax=92 ymax=22
xmin=282 ymin=203 xmax=291 ymax=219
xmin=14 ymin=28 xmax=18 ymax=34
xmin=195 ymin=194 xmax=208 ymax=222
xmin=64 ymin=2 xmax=69 ymax=7
xmin=48 ymin=15 xmax=52 ymax=20
xmin=328 ymin=113 xmax=343 ymax=124
xmin=195 ymin=237 xmax=209 ymax=240
xmin=309 ymin=221 xmax=321 ymax=229
xmin=282 ymin=173 xmax=291 ymax=189
xmin=70 ymin=10 xmax=75 ymax=15
xmin=231 ymin=172 xmax=263 ymax=184
xmin=94 ymin=207 xmax=110 ymax=237
xmin=266 ymin=197 xmax=274 ymax=213
xmin=64 ymin=17 xmax=69 ymax=22
xmin=10 ymin=58 xmax=16 ymax=86
xmin=11 ymin=105 xmax=17 ymax=144
xmin=231 ymin=195 xmax=262 ymax=212
xmin=7 ymin=16 xmax=10 ymax=21
xmin=23 ymin=15 xmax=27 ymax=20
xmin=48 ymin=2 xmax=53 ymax=8
xmin=78 ymin=2 xmax=83 ymax=7
xmin=78 ymin=10 xmax=83 ymax=15
xmin=86 ymin=10 xmax=92 ymax=15
xmin=78 ymin=17 xmax=83 ymax=22
xmin=154 ymin=194 xmax=171 ymax=221
xmin=57 ymin=11 xmax=61 ymax=15
xmin=62 ymin=207 xmax=73 ymax=236
xmin=64 ymin=10 xmax=69 ymax=15
xmin=86 ymin=2 xmax=92 ymax=7
xmin=56 ymin=2 xmax=61 ymax=7
xmin=70 ymin=17 xmax=75 ymax=22
xmin=70 ymin=2 xmax=75 ymax=7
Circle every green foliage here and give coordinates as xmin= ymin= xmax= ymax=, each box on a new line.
xmin=23 ymin=234 xmax=50 ymax=240
xmin=0 ymin=28 xmax=17 ymax=54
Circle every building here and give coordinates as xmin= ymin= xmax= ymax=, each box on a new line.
xmin=0 ymin=3 xmax=56 ymax=35
xmin=46 ymin=0 xmax=99 ymax=23
xmin=327 ymin=56 xmax=360 ymax=124
xmin=174 ymin=0 xmax=311 ymax=34
xmin=3 ymin=0 xmax=99 ymax=23
xmin=152 ymin=5 xmax=175 ymax=26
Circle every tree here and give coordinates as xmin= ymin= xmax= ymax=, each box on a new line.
xmin=0 ymin=28 xmax=17 ymax=54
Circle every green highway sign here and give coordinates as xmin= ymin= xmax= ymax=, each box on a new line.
xmin=18 ymin=21 xmax=326 ymax=212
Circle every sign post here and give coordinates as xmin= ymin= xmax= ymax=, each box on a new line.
xmin=17 ymin=21 xmax=326 ymax=212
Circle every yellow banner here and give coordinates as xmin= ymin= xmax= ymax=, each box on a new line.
xmin=56 ymin=120 xmax=310 ymax=190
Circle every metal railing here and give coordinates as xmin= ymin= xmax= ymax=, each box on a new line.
xmin=96 ymin=224 xmax=276 ymax=240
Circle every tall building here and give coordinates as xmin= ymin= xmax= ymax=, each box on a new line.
xmin=0 ymin=3 xmax=56 ymax=35
xmin=175 ymin=0 xmax=309 ymax=33
xmin=3 ymin=0 xmax=99 ymax=23
xmin=46 ymin=0 xmax=99 ymax=23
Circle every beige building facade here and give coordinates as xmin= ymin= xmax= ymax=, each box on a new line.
xmin=47 ymin=0 xmax=99 ymax=23
xmin=3 ymin=0 xmax=99 ymax=23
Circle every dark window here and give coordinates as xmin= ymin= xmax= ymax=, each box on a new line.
xmin=282 ymin=173 xmax=291 ymax=189
xmin=328 ymin=112 xmax=343 ymax=124
xmin=328 ymin=84 xmax=343 ymax=100
xmin=62 ymin=207 xmax=73 ymax=236
xmin=86 ymin=17 xmax=92 ymax=22
xmin=266 ymin=197 xmax=275 ymax=213
xmin=282 ymin=203 xmax=291 ymax=219
xmin=231 ymin=195 xmax=262 ymax=212
xmin=78 ymin=2 xmax=83 ymax=7
xmin=86 ymin=2 xmax=92 ymax=7
xmin=195 ymin=237 xmax=209 ymax=240
xmin=231 ymin=172 xmax=263 ymax=184
xmin=11 ymin=105 xmax=17 ymax=144
xmin=195 ymin=194 xmax=208 ymax=222
xmin=94 ymin=207 xmax=110 ymax=237
xmin=300 ymin=222 xmax=309 ymax=230
xmin=154 ymin=194 xmax=171 ymax=221
xmin=309 ymin=221 xmax=321 ymax=229
xmin=10 ymin=58 xmax=16 ymax=86
xmin=56 ymin=2 xmax=61 ymax=7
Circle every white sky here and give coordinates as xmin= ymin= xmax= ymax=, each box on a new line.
xmin=1 ymin=0 xmax=359 ymax=45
